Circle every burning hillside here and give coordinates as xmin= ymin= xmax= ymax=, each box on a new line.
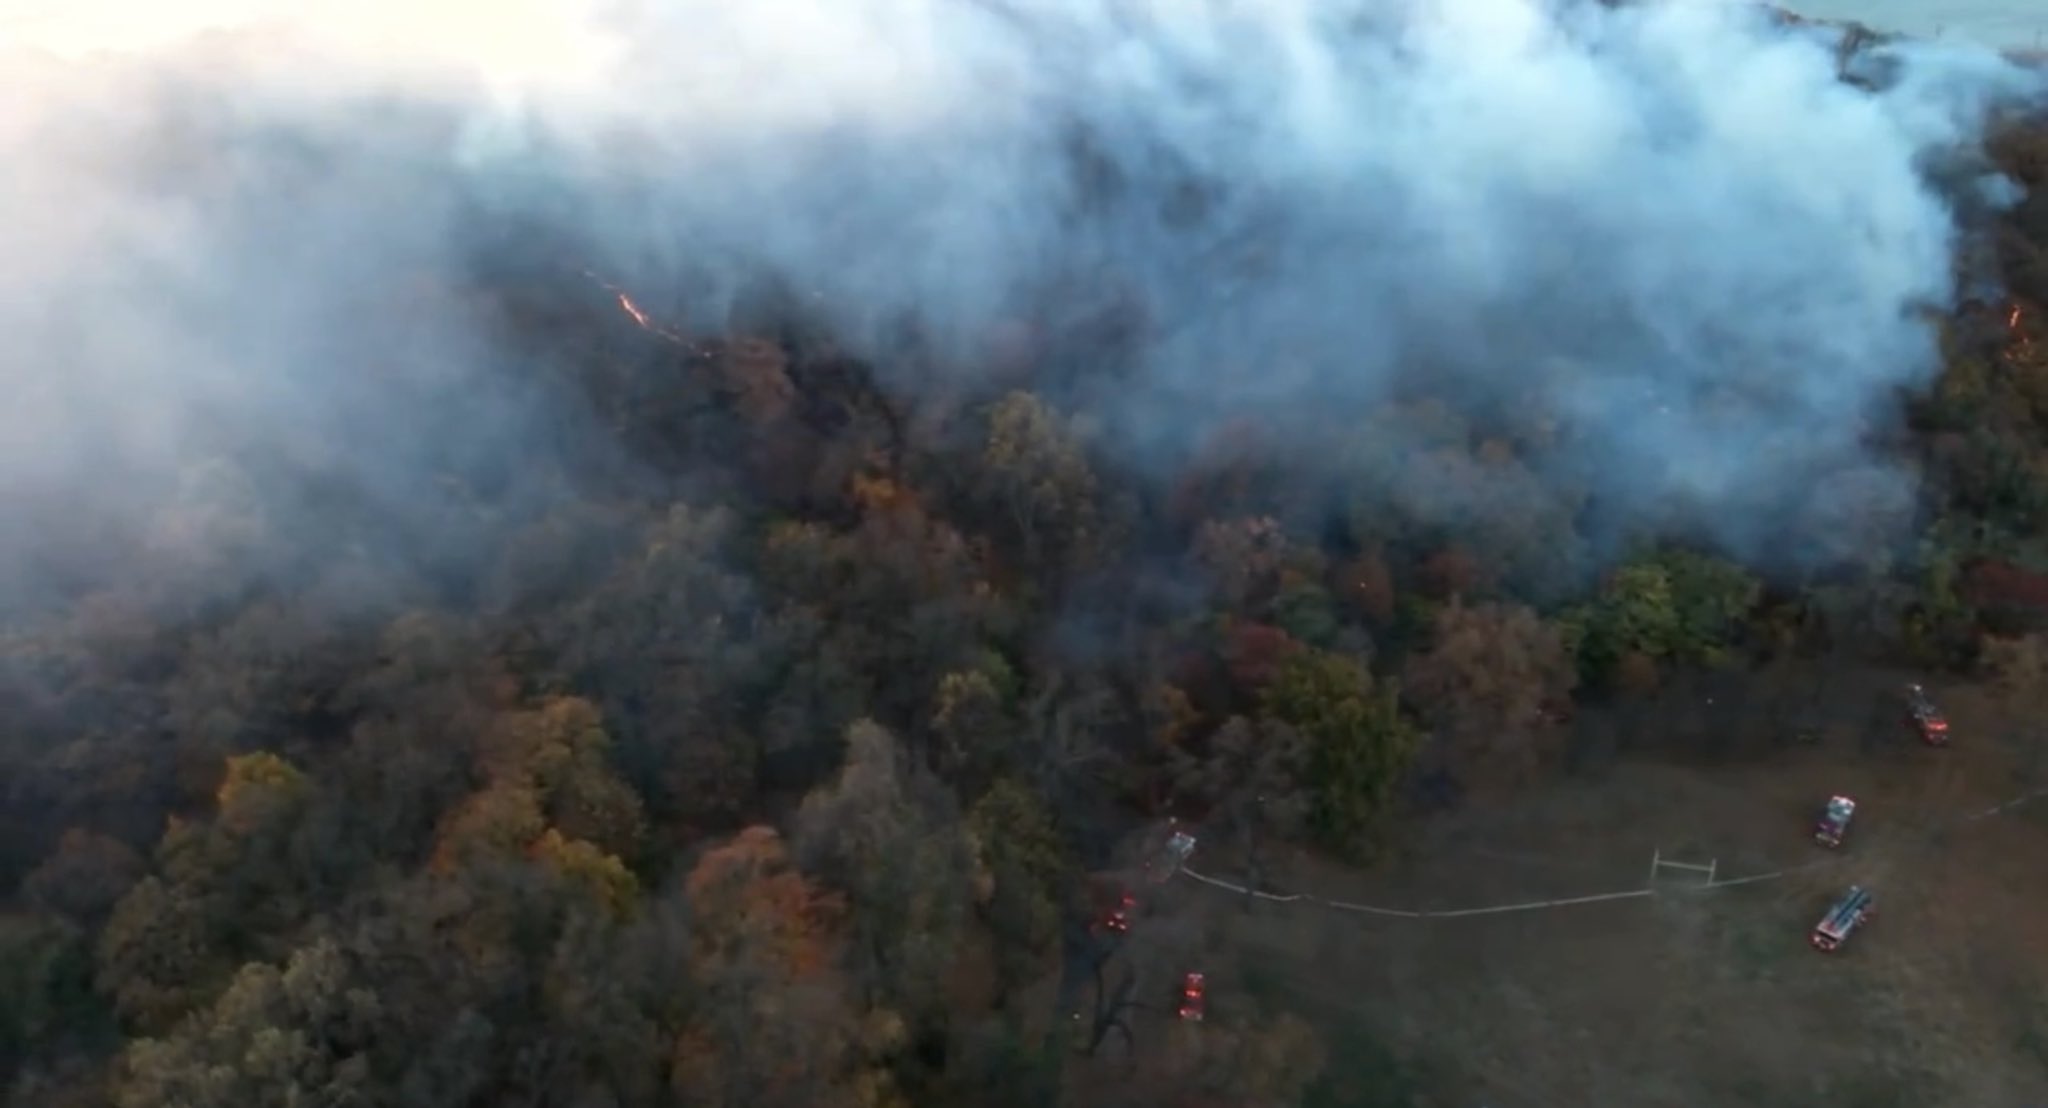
xmin=4 ymin=1 xmax=2043 ymax=596
xmin=3 ymin=3 xmax=2048 ymax=1105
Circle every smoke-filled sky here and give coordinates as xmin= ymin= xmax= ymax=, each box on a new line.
xmin=2 ymin=0 xmax=2044 ymax=610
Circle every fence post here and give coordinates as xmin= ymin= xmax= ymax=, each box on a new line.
xmin=1648 ymin=849 xmax=1717 ymax=888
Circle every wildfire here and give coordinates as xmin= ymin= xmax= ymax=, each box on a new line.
xmin=581 ymin=268 xmax=698 ymax=349
xmin=615 ymin=290 xmax=653 ymax=329
xmin=2004 ymin=299 xmax=2034 ymax=364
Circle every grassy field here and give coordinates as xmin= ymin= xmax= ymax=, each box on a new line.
xmin=1076 ymin=662 xmax=2048 ymax=1106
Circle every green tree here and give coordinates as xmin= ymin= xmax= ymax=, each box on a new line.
xmin=928 ymin=655 xmax=1021 ymax=789
xmin=94 ymin=877 xmax=220 ymax=1034
xmin=977 ymin=392 xmax=1102 ymax=576
xmin=530 ymin=828 xmax=641 ymax=919
xmin=542 ymin=504 xmax=761 ymax=826
xmin=1 ymin=913 xmax=103 ymax=1074
xmin=794 ymin=721 xmax=974 ymax=1028
xmin=112 ymin=940 xmax=380 ymax=1108
xmin=965 ymin=779 xmax=1067 ymax=993
xmin=1561 ymin=550 xmax=1759 ymax=684
xmin=1262 ymin=650 xmax=1418 ymax=856
xmin=487 ymin=697 xmax=648 ymax=861
xmin=1658 ymin=550 xmax=1762 ymax=662
xmin=24 ymin=830 xmax=146 ymax=924
xmin=159 ymin=603 xmax=368 ymax=805
xmin=754 ymin=504 xmax=1012 ymax=771
xmin=96 ymin=752 xmax=322 ymax=1035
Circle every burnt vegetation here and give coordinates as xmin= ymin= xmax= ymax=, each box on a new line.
xmin=4 ymin=81 xmax=2048 ymax=1108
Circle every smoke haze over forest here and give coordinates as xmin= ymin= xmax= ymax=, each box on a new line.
xmin=15 ymin=6 xmax=2048 ymax=1106
xmin=3 ymin=0 xmax=2045 ymax=611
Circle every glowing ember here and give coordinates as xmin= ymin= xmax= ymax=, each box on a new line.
xmin=2005 ymin=301 xmax=2036 ymax=365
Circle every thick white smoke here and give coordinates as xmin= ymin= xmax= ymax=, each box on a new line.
xmin=1 ymin=0 xmax=2043 ymax=610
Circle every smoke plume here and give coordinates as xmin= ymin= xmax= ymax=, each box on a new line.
xmin=2 ymin=0 xmax=2044 ymax=612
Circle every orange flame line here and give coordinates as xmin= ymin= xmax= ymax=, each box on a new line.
xmin=581 ymin=269 xmax=700 ymax=350
xmin=2002 ymin=301 xmax=2034 ymax=365
xmin=616 ymin=291 xmax=653 ymax=329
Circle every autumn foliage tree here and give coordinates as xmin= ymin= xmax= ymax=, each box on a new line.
xmin=1403 ymin=599 xmax=1577 ymax=789
xmin=673 ymin=825 xmax=891 ymax=1108
xmin=5 ymin=104 xmax=2044 ymax=1108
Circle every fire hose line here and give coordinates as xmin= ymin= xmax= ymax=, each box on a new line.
xmin=1162 ymin=784 xmax=2048 ymax=1108
xmin=1175 ymin=785 xmax=2048 ymax=920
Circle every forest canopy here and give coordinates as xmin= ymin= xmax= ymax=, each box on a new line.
xmin=3 ymin=3 xmax=2048 ymax=1105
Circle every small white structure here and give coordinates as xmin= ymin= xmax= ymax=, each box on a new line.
xmin=1146 ymin=825 xmax=1198 ymax=884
